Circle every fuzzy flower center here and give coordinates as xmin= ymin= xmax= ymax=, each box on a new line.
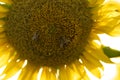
xmin=4 ymin=0 xmax=93 ymax=68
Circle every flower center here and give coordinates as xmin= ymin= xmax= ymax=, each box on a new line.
xmin=4 ymin=0 xmax=93 ymax=68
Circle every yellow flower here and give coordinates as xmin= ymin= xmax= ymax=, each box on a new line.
xmin=0 ymin=0 xmax=120 ymax=80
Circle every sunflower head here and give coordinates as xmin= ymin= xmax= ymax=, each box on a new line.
xmin=0 ymin=0 xmax=120 ymax=80
xmin=4 ymin=0 xmax=93 ymax=68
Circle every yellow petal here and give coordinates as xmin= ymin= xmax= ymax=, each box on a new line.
xmin=0 ymin=32 xmax=5 ymax=38
xmin=89 ymin=32 xmax=100 ymax=41
xmin=86 ymin=41 xmax=112 ymax=63
xmin=0 ymin=5 xmax=9 ymax=12
xmin=83 ymin=52 xmax=104 ymax=70
xmin=0 ymin=27 xmax=4 ymax=33
xmin=88 ymin=0 xmax=104 ymax=7
xmin=40 ymin=67 xmax=56 ymax=80
xmin=81 ymin=57 xmax=102 ymax=78
xmin=0 ymin=12 xmax=6 ymax=18
xmin=0 ymin=44 xmax=14 ymax=57
xmin=31 ymin=70 xmax=39 ymax=80
xmin=0 ymin=53 xmax=9 ymax=67
xmin=114 ymin=64 xmax=120 ymax=80
xmin=2 ymin=60 xmax=23 ymax=79
xmin=59 ymin=65 xmax=84 ymax=80
xmin=0 ymin=45 xmax=14 ymax=67
xmin=94 ymin=1 xmax=120 ymax=34
xmin=109 ymin=24 xmax=120 ymax=36
xmin=69 ymin=61 xmax=90 ymax=80
xmin=0 ymin=0 xmax=12 ymax=4
xmin=94 ymin=17 xmax=120 ymax=34
xmin=91 ymin=6 xmax=100 ymax=19
xmin=0 ymin=20 xmax=5 ymax=25
xmin=18 ymin=64 xmax=37 ymax=80
xmin=0 ymin=41 xmax=7 ymax=49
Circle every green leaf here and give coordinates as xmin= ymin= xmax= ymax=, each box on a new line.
xmin=102 ymin=46 xmax=120 ymax=58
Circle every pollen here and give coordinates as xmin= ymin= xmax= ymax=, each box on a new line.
xmin=4 ymin=0 xmax=93 ymax=68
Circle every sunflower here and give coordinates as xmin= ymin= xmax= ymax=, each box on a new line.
xmin=0 ymin=0 xmax=120 ymax=80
